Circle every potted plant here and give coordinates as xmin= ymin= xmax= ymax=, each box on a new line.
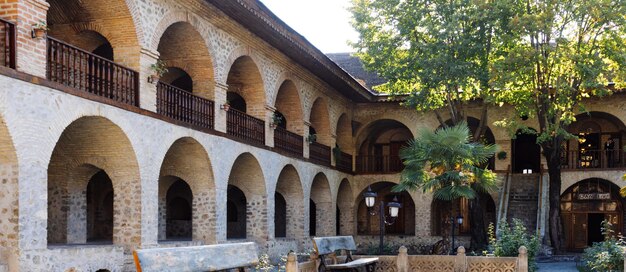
xmin=221 ymin=100 xmax=231 ymax=111
xmin=307 ymin=134 xmax=317 ymax=144
xmin=32 ymin=21 xmax=49 ymax=39
xmin=148 ymin=60 xmax=168 ymax=83
xmin=270 ymin=113 xmax=283 ymax=129
xmin=497 ymin=151 xmax=507 ymax=160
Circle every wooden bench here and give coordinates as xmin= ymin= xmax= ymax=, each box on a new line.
xmin=312 ymin=236 xmax=378 ymax=272
xmin=133 ymin=242 xmax=258 ymax=272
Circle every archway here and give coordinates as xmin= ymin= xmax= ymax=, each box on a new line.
xmin=0 ymin=116 xmax=19 ymax=251
xmin=336 ymin=114 xmax=353 ymax=154
xmin=158 ymin=137 xmax=215 ymax=243
xmin=309 ymin=98 xmax=332 ymax=146
xmin=227 ymin=153 xmax=267 ymax=240
xmin=47 ymin=116 xmax=140 ymax=248
xmin=226 ymin=56 xmax=265 ymax=119
xmin=512 ymin=129 xmax=541 ymax=173
xmin=431 ymin=194 xmax=496 ymax=237
xmin=275 ymin=165 xmax=304 ymax=239
xmin=274 ymin=80 xmax=304 ymax=134
xmin=563 ymin=112 xmax=626 ymax=169
xmin=336 ymin=179 xmax=354 ymax=235
xmin=561 ymin=178 xmax=624 ymax=251
xmin=86 ymin=170 xmax=113 ymax=242
xmin=310 ymin=173 xmax=333 ymax=236
xmin=355 ymin=119 xmax=413 ymax=173
xmin=356 ymin=182 xmax=415 ymax=235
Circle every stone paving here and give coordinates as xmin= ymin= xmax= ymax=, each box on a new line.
xmin=537 ymin=261 xmax=578 ymax=272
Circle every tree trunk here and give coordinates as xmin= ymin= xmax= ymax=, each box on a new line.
xmin=543 ymin=146 xmax=564 ymax=253
xmin=469 ymin=194 xmax=488 ymax=251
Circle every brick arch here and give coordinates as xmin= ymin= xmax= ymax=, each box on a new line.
xmin=309 ymin=97 xmax=332 ymax=146
xmin=227 ymin=152 xmax=267 ymax=240
xmin=225 ymin=52 xmax=267 ymax=119
xmin=0 ymin=115 xmax=18 ymax=251
xmin=335 ymin=113 xmax=353 ymax=154
xmin=158 ymin=137 xmax=216 ymax=244
xmin=309 ymin=172 xmax=333 ymax=236
xmin=274 ymin=79 xmax=305 ymax=134
xmin=274 ymin=164 xmax=305 ymax=239
xmin=47 ymin=116 xmax=141 ymax=250
xmin=336 ymin=178 xmax=354 ymax=235
xmin=355 ymin=181 xmax=416 ymax=236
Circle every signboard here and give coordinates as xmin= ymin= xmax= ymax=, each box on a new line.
xmin=577 ymin=193 xmax=611 ymax=200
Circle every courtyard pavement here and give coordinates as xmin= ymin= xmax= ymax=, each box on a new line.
xmin=537 ymin=261 xmax=578 ymax=272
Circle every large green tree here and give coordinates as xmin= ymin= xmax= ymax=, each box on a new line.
xmin=350 ymin=0 xmax=508 ymax=249
xmin=490 ymin=0 xmax=626 ymax=252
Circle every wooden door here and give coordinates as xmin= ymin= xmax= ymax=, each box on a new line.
xmin=573 ymin=213 xmax=588 ymax=250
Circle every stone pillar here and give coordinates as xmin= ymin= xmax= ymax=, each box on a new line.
xmin=330 ymin=134 xmax=337 ymax=167
xmin=66 ymin=189 xmax=87 ymax=244
xmin=454 ymin=246 xmax=467 ymax=272
xmin=396 ymin=246 xmax=408 ymax=272
xmin=285 ymin=252 xmax=298 ymax=272
xmin=2 ymin=0 xmax=49 ymax=77
xmin=518 ymin=246 xmax=528 ymax=272
xmin=139 ymin=48 xmax=159 ymax=112
xmin=304 ymin=121 xmax=312 ymax=159
xmin=214 ymin=82 xmax=228 ymax=133
xmin=265 ymin=105 xmax=276 ymax=147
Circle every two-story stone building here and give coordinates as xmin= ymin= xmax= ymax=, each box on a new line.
xmin=0 ymin=0 xmax=625 ymax=271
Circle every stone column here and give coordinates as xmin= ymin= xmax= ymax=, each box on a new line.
xmin=139 ymin=48 xmax=159 ymax=112
xmin=303 ymin=121 xmax=312 ymax=159
xmin=265 ymin=105 xmax=276 ymax=147
xmin=330 ymin=134 xmax=337 ymax=167
xmin=4 ymin=0 xmax=50 ymax=77
xmin=214 ymin=82 xmax=228 ymax=133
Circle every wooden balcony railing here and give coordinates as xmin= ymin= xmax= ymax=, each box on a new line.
xmin=0 ymin=18 xmax=16 ymax=69
xmin=157 ymin=82 xmax=214 ymax=130
xmin=46 ymin=37 xmax=139 ymax=106
xmin=226 ymin=108 xmax=265 ymax=146
xmin=561 ymin=149 xmax=625 ymax=170
xmin=309 ymin=142 xmax=331 ymax=166
xmin=335 ymin=151 xmax=353 ymax=172
xmin=273 ymin=127 xmax=303 ymax=157
xmin=355 ymin=155 xmax=404 ymax=174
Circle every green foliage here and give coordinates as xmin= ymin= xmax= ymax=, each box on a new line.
xmin=488 ymin=219 xmax=540 ymax=272
xmin=150 ymin=60 xmax=168 ymax=77
xmin=579 ymin=220 xmax=625 ymax=272
xmin=394 ymin=123 xmax=498 ymax=201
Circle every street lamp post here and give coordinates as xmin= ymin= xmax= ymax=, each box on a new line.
xmin=450 ymin=214 xmax=464 ymax=255
xmin=364 ymin=186 xmax=402 ymax=255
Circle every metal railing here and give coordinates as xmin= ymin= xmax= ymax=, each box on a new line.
xmin=274 ymin=126 xmax=303 ymax=157
xmin=335 ymin=151 xmax=353 ymax=172
xmin=226 ymin=108 xmax=265 ymax=146
xmin=0 ymin=18 xmax=16 ymax=69
xmin=561 ymin=149 xmax=625 ymax=170
xmin=309 ymin=142 xmax=331 ymax=166
xmin=47 ymin=37 xmax=139 ymax=106
xmin=355 ymin=155 xmax=404 ymax=174
xmin=156 ymin=82 xmax=214 ymax=130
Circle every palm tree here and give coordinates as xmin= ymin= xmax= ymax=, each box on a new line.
xmin=394 ymin=123 xmax=497 ymax=252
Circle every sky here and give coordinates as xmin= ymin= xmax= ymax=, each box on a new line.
xmin=259 ymin=0 xmax=359 ymax=53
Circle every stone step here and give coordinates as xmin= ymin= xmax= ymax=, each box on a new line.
xmin=536 ymin=254 xmax=581 ymax=263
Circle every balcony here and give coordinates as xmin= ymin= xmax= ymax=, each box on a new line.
xmin=561 ymin=149 xmax=625 ymax=170
xmin=309 ymin=142 xmax=331 ymax=166
xmin=335 ymin=151 xmax=353 ymax=172
xmin=46 ymin=37 xmax=139 ymax=106
xmin=273 ymin=126 xmax=303 ymax=157
xmin=355 ymin=155 xmax=404 ymax=174
xmin=156 ymin=82 xmax=214 ymax=130
xmin=226 ymin=108 xmax=265 ymax=146
xmin=0 ymin=18 xmax=16 ymax=69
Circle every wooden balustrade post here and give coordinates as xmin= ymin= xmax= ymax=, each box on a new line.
xmin=396 ymin=246 xmax=408 ymax=272
xmin=454 ymin=246 xmax=466 ymax=272
xmin=285 ymin=252 xmax=298 ymax=272
xmin=518 ymin=246 xmax=528 ymax=272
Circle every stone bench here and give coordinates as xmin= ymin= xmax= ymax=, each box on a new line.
xmin=312 ymin=236 xmax=377 ymax=272
xmin=133 ymin=242 xmax=258 ymax=272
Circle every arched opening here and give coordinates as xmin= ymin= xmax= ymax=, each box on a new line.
xmin=226 ymin=56 xmax=265 ymax=119
xmin=355 ymin=119 xmax=413 ymax=173
xmin=336 ymin=114 xmax=353 ymax=154
xmin=274 ymin=192 xmax=287 ymax=238
xmin=227 ymin=92 xmax=247 ymax=113
xmin=156 ymin=22 xmax=214 ymax=99
xmin=309 ymin=98 xmax=332 ymax=146
xmin=274 ymin=80 xmax=304 ymax=134
xmin=227 ymin=153 xmax=267 ymax=240
xmin=356 ymin=182 xmax=415 ymax=235
xmin=158 ymin=137 xmax=215 ymax=243
xmin=227 ymin=185 xmax=247 ymax=239
xmin=431 ymin=194 xmax=496 ymax=237
xmin=337 ymin=179 xmax=354 ymax=235
xmin=47 ymin=117 xmax=140 ymax=247
xmin=0 ymin=116 xmax=19 ymax=255
xmin=563 ymin=112 xmax=626 ymax=169
xmin=512 ymin=129 xmax=541 ymax=173
xmin=310 ymin=173 xmax=333 ymax=236
xmin=165 ymin=179 xmax=192 ymax=240
xmin=86 ymin=170 xmax=113 ymax=243
xmin=275 ymin=165 xmax=304 ymax=239
xmin=46 ymin=0 xmax=140 ymax=68
xmin=561 ymin=178 xmax=624 ymax=251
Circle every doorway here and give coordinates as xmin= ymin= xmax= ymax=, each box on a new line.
xmin=587 ymin=213 xmax=604 ymax=246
